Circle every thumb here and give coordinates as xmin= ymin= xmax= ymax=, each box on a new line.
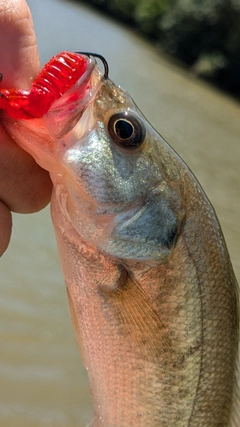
xmin=0 ymin=0 xmax=52 ymax=256
xmin=0 ymin=0 xmax=40 ymax=88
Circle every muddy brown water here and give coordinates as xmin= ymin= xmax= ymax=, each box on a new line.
xmin=1 ymin=0 xmax=240 ymax=426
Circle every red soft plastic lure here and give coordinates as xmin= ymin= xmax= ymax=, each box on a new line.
xmin=0 ymin=52 xmax=88 ymax=120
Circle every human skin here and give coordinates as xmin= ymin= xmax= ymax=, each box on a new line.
xmin=0 ymin=0 xmax=52 ymax=255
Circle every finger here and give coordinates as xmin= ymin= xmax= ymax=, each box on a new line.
xmin=0 ymin=126 xmax=52 ymax=213
xmin=0 ymin=0 xmax=52 ymax=213
xmin=0 ymin=0 xmax=40 ymax=87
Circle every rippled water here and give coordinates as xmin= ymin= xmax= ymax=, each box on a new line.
xmin=1 ymin=0 xmax=240 ymax=425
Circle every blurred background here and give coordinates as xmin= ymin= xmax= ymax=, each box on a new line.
xmin=1 ymin=0 xmax=240 ymax=426
xmin=80 ymin=0 xmax=240 ymax=99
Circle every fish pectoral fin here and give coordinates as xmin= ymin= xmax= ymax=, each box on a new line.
xmin=99 ymin=271 xmax=172 ymax=364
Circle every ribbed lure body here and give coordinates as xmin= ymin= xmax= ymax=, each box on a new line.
xmin=0 ymin=52 xmax=88 ymax=119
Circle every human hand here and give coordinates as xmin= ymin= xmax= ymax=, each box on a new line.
xmin=0 ymin=0 xmax=52 ymax=256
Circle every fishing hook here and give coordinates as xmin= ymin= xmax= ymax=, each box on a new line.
xmin=75 ymin=52 xmax=109 ymax=79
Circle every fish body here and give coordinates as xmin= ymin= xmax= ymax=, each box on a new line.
xmin=1 ymin=53 xmax=239 ymax=426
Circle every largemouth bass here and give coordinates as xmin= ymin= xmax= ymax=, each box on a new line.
xmin=1 ymin=52 xmax=239 ymax=426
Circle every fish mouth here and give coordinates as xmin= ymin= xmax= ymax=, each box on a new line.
xmin=2 ymin=54 xmax=103 ymax=172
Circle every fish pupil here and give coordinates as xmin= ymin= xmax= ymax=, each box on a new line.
xmin=114 ymin=119 xmax=133 ymax=140
xmin=108 ymin=112 xmax=146 ymax=150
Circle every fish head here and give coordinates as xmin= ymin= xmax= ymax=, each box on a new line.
xmin=54 ymin=70 xmax=185 ymax=265
xmin=4 ymin=54 xmax=186 ymax=265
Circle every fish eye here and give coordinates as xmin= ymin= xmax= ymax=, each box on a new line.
xmin=107 ymin=112 xmax=146 ymax=150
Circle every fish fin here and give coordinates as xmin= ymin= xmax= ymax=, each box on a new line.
xmin=99 ymin=269 xmax=172 ymax=364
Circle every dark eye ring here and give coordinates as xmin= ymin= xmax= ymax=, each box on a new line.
xmin=107 ymin=112 xmax=146 ymax=150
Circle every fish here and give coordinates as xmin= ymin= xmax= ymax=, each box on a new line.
xmin=0 ymin=51 xmax=239 ymax=426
